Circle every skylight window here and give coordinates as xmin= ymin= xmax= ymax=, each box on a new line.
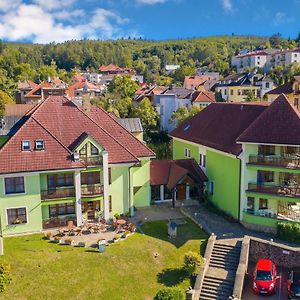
xmin=21 ymin=141 xmax=30 ymax=151
xmin=184 ymin=124 xmax=191 ymax=132
xmin=35 ymin=140 xmax=45 ymax=150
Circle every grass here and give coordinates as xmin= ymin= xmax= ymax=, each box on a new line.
xmin=0 ymin=218 xmax=207 ymax=300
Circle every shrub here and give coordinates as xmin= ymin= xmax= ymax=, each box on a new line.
xmin=277 ymin=221 xmax=300 ymax=244
xmin=0 ymin=263 xmax=11 ymax=292
xmin=183 ymin=251 xmax=203 ymax=276
xmin=154 ymin=287 xmax=185 ymax=300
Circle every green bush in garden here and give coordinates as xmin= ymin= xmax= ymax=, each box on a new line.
xmin=154 ymin=287 xmax=185 ymax=300
xmin=277 ymin=222 xmax=300 ymax=244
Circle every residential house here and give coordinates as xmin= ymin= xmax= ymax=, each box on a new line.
xmin=66 ymin=81 xmax=103 ymax=101
xmin=265 ymin=76 xmax=300 ymax=110
xmin=15 ymin=80 xmax=38 ymax=104
xmin=183 ymin=76 xmax=211 ymax=90
xmin=117 ymin=118 xmax=144 ymax=141
xmin=170 ymin=95 xmax=300 ymax=234
xmin=191 ymin=90 xmax=216 ymax=109
xmin=99 ymin=64 xmax=134 ymax=75
xmin=133 ymin=85 xmax=167 ymax=107
xmin=0 ymin=95 xmax=155 ymax=236
xmin=150 ymin=159 xmax=207 ymax=204
xmin=165 ymin=65 xmax=180 ymax=75
xmin=155 ymin=87 xmax=194 ymax=132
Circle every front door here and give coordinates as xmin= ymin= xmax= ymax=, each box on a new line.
xmin=82 ymin=201 xmax=100 ymax=220
xmin=177 ymin=185 xmax=186 ymax=200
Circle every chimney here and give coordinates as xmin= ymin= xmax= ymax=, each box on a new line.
xmin=48 ymin=76 xmax=51 ymax=83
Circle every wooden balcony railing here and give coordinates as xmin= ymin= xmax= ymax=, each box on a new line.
xmin=248 ymin=154 xmax=300 ymax=169
xmin=81 ymin=184 xmax=104 ymax=197
xmin=247 ymin=183 xmax=300 ymax=199
xmin=80 ymin=155 xmax=103 ymax=166
xmin=41 ymin=187 xmax=75 ymax=200
xmin=42 ymin=216 xmax=76 ymax=229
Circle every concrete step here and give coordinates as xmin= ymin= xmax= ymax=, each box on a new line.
xmin=199 ymin=290 xmax=230 ymax=300
xmin=210 ymin=254 xmax=240 ymax=262
xmin=201 ymin=283 xmax=233 ymax=293
xmin=203 ymin=276 xmax=234 ymax=286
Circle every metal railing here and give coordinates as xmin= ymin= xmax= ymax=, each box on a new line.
xmin=248 ymin=154 xmax=300 ymax=169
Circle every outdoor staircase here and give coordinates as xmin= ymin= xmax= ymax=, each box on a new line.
xmin=199 ymin=239 xmax=242 ymax=300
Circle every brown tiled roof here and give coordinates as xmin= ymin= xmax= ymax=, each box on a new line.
xmin=4 ymin=104 xmax=36 ymax=117
xmin=170 ymin=102 xmax=268 ymax=155
xmin=99 ymin=64 xmax=124 ymax=72
xmin=266 ymin=82 xmax=293 ymax=95
xmin=17 ymin=80 xmax=38 ymax=90
xmin=192 ymin=91 xmax=216 ymax=103
xmin=0 ymin=95 xmax=155 ymax=174
xmin=183 ymin=76 xmax=210 ymax=89
xmin=24 ymin=81 xmax=52 ymax=98
xmin=150 ymin=159 xmax=207 ymax=190
xmin=67 ymin=81 xmax=99 ymax=98
xmin=237 ymin=94 xmax=300 ymax=145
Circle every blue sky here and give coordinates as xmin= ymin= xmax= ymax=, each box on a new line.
xmin=0 ymin=0 xmax=299 ymax=43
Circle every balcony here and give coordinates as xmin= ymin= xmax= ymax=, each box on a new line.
xmin=81 ymin=184 xmax=104 ymax=197
xmin=247 ymin=183 xmax=300 ymax=199
xmin=41 ymin=187 xmax=75 ymax=200
xmin=80 ymin=155 xmax=103 ymax=166
xmin=248 ymin=154 xmax=300 ymax=170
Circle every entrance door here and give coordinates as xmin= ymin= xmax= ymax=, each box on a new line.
xmin=177 ymin=185 xmax=186 ymax=200
xmin=82 ymin=201 xmax=100 ymax=220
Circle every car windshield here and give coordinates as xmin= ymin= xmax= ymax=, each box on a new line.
xmin=256 ymin=270 xmax=272 ymax=281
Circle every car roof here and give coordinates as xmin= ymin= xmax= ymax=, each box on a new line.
xmin=256 ymin=259 xmax=273 ymax=270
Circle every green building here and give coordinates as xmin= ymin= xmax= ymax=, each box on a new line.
xmin=0 ymin=96 xmax=155 ymax=236
xmin=170 ymin=95 xmax=300 ymax=233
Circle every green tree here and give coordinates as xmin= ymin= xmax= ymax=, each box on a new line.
xmin=107 ymin=75 xmax=139 ymax=99
xmin=0 ymin=90 xmax=14 ymax=117
xmin=183 ymin=251 xmax=203 ymax=276
xmin=114 ymin=97 xmax=133 ymax=118
xmin=170 ymin=105 xmax=202 ymax=125
xmin=244 ymin=90 xmax=258 ymax=102
xmin=173 ymin=66 xmax=196 ymax=83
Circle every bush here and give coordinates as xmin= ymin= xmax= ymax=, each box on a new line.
xmin=154 ymin=287 xmax=185 ymax=300
xmin=0 ymin=263 xmax=11 ymax=292
xmin=277 ymin=221 xmax=300 ymax=244
xmin=184 ymin=251 xmax=203 ymax=276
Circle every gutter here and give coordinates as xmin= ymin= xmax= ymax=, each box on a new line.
xmin=237 ymin=155 xmax=242 ymax=222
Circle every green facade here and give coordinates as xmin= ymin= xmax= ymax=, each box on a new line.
xmin=172 ymin=139 xmax=199 ymax=162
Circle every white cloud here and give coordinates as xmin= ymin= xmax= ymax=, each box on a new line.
xmin=32 ymin=0 xmax=76 ymax=11
xmin=273 ymin=11 xmax=295 ymax=26
xmin=221 ymin=0 xmax=232 ymax=12
xmin=0 ymin=1 xmax=131 ymax=43
xmin=136 ymin=0 xmax=167 ymax=4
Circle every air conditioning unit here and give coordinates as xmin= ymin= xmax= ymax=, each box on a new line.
xmin=73 ymin=152 xmax=80 ymax=161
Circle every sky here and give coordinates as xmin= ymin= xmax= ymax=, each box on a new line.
xmin=0 ymin=0 xmax=299 ymax=44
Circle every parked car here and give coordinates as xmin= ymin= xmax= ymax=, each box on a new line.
xmin=253 ymin=259 xmax=277 ymax=295
xmin=288 ymin=267 xmax=300 ymax=299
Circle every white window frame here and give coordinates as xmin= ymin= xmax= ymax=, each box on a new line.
xmin=22 ymin=140 xmax=31 ymax=151
xmin=35 ymin=139 xmax=45 ymax=150
xmin=3 ymin=176 xmax=26 ymax=196
xmin=6 ymin=206 xmax=28 ymax=226
xmin=184 ymin=148 xmax=191 ymax=158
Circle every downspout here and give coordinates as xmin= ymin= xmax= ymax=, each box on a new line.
xmin=237 ymin=155 xmax=242 ymax=222
xmin=128 ymin=164 xmax=135 ymax=217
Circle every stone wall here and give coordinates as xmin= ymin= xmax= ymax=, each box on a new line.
xmin=249 ymin=237 xmax=300 ymax=268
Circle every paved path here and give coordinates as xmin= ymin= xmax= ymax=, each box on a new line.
xmin=183 ymin=204 xmax=300 ymax=248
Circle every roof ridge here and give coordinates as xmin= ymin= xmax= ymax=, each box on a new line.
xmin=94 ymin=105 xmax=156 ymax=157
xmin=72 ymin=102 xmax=140 ymax=162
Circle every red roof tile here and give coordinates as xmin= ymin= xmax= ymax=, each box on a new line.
xmin=237 ymin=94 xmax=300 ymax=145
xmin=17 ymin=80 xmax=38 ymax=90
xmin=170 ymin=102 xmax=268 ymax=155
xmin=5 ymin=104 xmax=36 ymax=117
xmin=192 ymin=91 xmax=216 ymax=103
xmin=183 ymin=76 xmax=211 ymax=89
xmin=66 ymin=81 xmax=99 ymax=98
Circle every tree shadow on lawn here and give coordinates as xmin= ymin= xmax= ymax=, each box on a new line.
xmin=141 ymin=219 xmax=208 ymax=249
xmin=157 ymin=267 xmax=188 ymax=286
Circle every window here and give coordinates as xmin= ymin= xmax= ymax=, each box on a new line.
xmin=108 ymin=168 xmax=112 ymax=184
xmin=35 ymin=140 xmax=44 ymax=150
xmin=247 ymin=197 xmax=255 ymax=213
xmin=294 ymin=98 xmax=299 ymax=109
xmin=266 ymin=82 xmax=270 ymax=88
xmin=91 ymin=144 xmax=99 ymax=156
xmin=295 ymin=53 xmax=298 ymax=58
xmin=47 ymin=174 xmax=74 ymax=189
xmin=230 ymin=89 xmax=234 ymax=96
xmin=203 ymin=155 xmax=206 ymax=167
xmin=199 ymin=154 xmax=202 ymax=166
xmin=259 ymin=198 xmax=268 ymax=210
xmin=79 ymin=144 xmax=87 ymax=157
xmin=258 ymin=145 xmax=275 ymax=156
xmin=238 ymin=90 xmax=242 ymax=96
xmin=224 ymin=89 xmax=227 ymax=95
xmin=22 ymin=141 xmax=30 ymax=151
xmin=7 ymin=207 xmax=27 ymax=225
xmin=81 ymin=172 xmax=100 ymax=185
xmin=109 ymin=195 xmax=112 ymax=212
xmin=5 ymin=177 xmax=25 ymax=194
xmin=49 ymin=203 xmax=75 ymax=217
xmin=184 ymin=148 xmax=191 ymax=158
xmin=210 ymin=181 xmax=214 ymax=195
xmin=258 ymin=170 xmax=274 ymax=183
xmin=257 ymin=61 xmax=260 ymax=65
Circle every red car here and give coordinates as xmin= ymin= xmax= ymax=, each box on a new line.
xmin=253 ymin=259 xmax=277 ymax=295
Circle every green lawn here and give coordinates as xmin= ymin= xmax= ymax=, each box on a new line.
xmin=0 ymin=219 xmax=207 ymax=300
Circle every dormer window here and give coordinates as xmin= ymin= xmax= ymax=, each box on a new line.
xmin=35 ymin=140 xmax=45 ymax=150
xmin=91 ymin=144 xmax=99 ymax=156
xmin=22 ymin=141 xmax=30 ymax=151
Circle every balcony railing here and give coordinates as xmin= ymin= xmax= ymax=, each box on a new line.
xmin=81 ymin=184 xmax=104 ymax=197
xmin=41 ymin=187 xmax=75 ymax=200
xmin=247 ymin=183 xmax=300 ymax=199
xmin=243 ymin=209 xmax=300 ymax=223
xmin=42 ymin=215 xmax=76 ymax=229
xmin=248 ymin=154 xmax=300 ymax=169
xmin=79 ymin=155 xmax=103 ymax=166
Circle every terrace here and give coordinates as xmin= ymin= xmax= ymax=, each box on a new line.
xmin=248 ymin=154 xmax=300 ymax=169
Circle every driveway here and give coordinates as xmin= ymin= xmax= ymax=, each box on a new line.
xmin=242 ymin=262 xmax=289 ymax=300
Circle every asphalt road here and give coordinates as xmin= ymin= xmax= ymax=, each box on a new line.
xmin=242 ymin=263 xmax=289 ymax=300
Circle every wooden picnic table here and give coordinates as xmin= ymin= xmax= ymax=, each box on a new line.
xmin=116 ymin=219 xmax=126 ymax=225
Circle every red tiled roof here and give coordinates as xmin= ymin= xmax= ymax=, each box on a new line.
xmin=67 ymin=81 xmax=99 ymax=98
xmin=170 ymin=102 xmax=268 ymax=155
xmin=99 ymin=64 xmax=124 ymax=72
xmin=24 ymin=81 xmax=52 ymax=98
xmin=150 ymin=159 xmax=207 ymax=190
xmin=192 ymin=91 xmax=216 ymax=103
xmin=17 ymin=80 xmax=38 ymax=90
xmin=0 ymin=95 xmax=155 ymax=174
xmin=237 ymin=94 xmax=300 ymax=145
xmin=183 ymin=76 xmax=210 ymax=89
xmin=5 ymin=104 xmax=36 ymax=117
xmin=73 ymin=73 xmax=85 ymax=83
